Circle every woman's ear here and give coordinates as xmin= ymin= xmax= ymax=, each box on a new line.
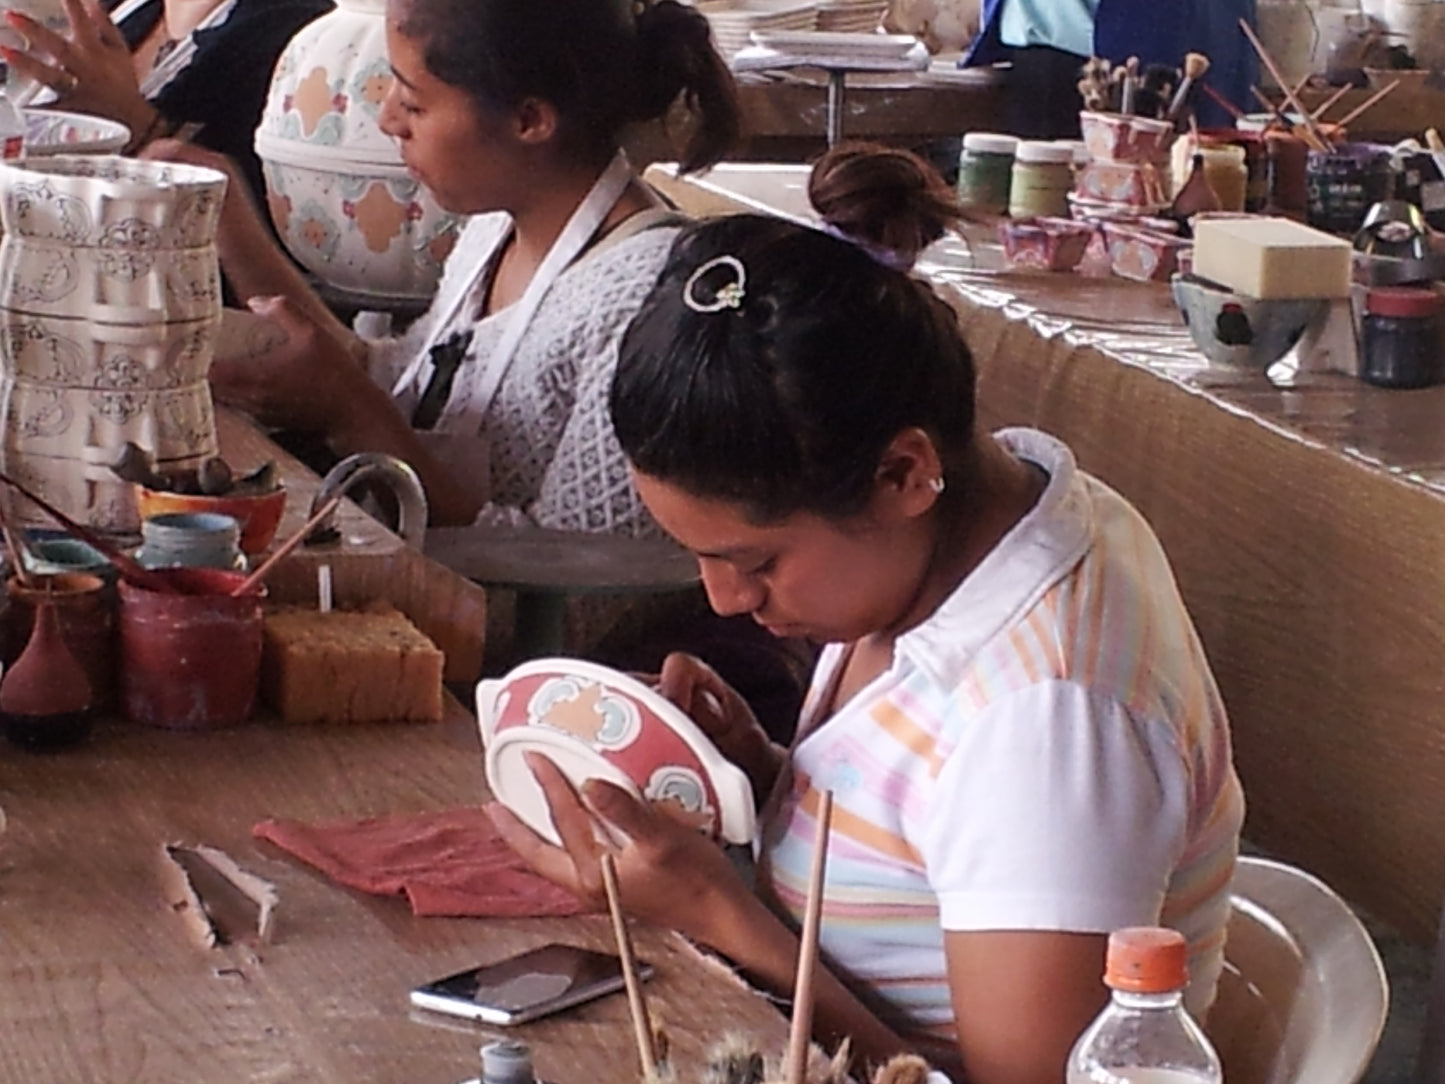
xmin=513 ymin=97 xmax=560 ymax=145
xmin=874 ymin=427 xmax=945 ymax=517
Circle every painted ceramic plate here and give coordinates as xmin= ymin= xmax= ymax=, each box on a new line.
xmin=477 ymin=657 xmax=757 ymax=847
xmin=485 ymin=725 xmax=642 ymax=848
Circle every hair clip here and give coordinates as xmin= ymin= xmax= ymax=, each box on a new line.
xmin=683 ymin=254 xmax=747 ymax=313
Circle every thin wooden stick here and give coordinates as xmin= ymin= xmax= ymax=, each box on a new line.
xmin=0 ymin=470 xmax=181 ymax=593
xmin=1199 ymin=81 xmax=1245 ymax=122
xmin=0 ymin=498 xmax=35 ymax=589
xmin=1331 ymin=79 xmax=1402 ymax=132
xmin=784 ymin=789 xmax=834 ymax=1084
xmin=1250 ymin=85 xmax=1297 ymax=129
xmin=1309 ymin=82 xmax=1354 ymax=125
xmin=1238 ymin=18 xmax=1329 ymax=149
xmin=228 ymin=494 xmax=343 ymax=597
xmin=599 ymin=852 xmax=659 ymax=1084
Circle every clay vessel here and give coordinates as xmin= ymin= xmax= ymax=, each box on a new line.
xmin=0 ymin=587 xmax=94 ymax=751
xmin=118 ymin=566 xmax=265 ymax=729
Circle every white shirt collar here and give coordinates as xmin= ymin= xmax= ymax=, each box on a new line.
xmin=895 ymin=427 xmax=1094 ymax=686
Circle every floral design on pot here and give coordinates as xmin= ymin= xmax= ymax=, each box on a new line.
xmin=256 ymin=0 xmax=462 ymax=301
xmin=0 ymin=314 xmax=216 ymax=389
xmin=477 ymin=658 xmax=756 ymax=847
xmin=0 ymin=157 xmax=225 ymax=249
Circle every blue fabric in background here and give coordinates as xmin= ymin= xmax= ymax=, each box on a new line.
xmin=967 ymin=0 xmax=1260 ymax=129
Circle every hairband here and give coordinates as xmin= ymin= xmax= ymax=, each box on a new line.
xmin=819 ymin=221 xmax=914 ymax=273
xmin=683 ymin=254 xmax=747 ymax=313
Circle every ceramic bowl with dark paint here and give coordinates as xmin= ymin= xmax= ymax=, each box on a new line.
xmin=1171 ymin=273 xmax=1330 ymax=369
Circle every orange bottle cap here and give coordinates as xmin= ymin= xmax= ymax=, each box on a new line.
xmin=1104 ymin=926 xmax=1188 ymax=993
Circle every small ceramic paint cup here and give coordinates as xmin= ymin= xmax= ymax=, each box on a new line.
xmin=118 ymin=567 xmax=265 ymax=729
xmin=136 ymin=512 xmax=245 ymax=572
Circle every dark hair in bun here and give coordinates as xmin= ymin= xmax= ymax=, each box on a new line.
xmin=808 ymin=141 xmax=968 ymax=266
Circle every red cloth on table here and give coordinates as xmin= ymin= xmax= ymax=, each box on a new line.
xmin=253 ymin=807 xmax=590 ymax=918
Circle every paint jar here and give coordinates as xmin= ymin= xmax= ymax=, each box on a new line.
xmin=1306 ymin=144 xmax=1393 ymax=235
xmin=1008 ymin=141 xmax=1075 ymax=219
xmin=118 ymin=567 xmax=265 ymax=729
xmin=1262 ymin=132 xmax=1310 ymax=220
xmin=136 ymin=511 xmax=245 ymax=571
xmin=956 ymin=132 xmax=1018 ymax=214
xmin=1360 ymin=287 xmax=1443 ymax=388
xmin=3 ymin=571 xmax=116 ymax=713
xmin=20 ymin=528 xmax=114 ymax=581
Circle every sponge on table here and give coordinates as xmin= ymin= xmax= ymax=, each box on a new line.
xmin=1191 ymin=217 xmax=1354 ymax=300
xmin=260 ymin=605 xmax=444 ymax=723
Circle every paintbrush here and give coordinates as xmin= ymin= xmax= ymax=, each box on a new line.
xmin=1167 ymin=52 xmax=1211 ymax=120
xmin=228 ymin=494 xmax=343 ymax=598
xmin=600 ymin=851 xmax=661 ymax=1084
xmin=0 ymin=471 xmax=185 ymax=594
xmin=1199 ymin=81 xmax=1246 ymax=122
xmin=0 ymin=493 xmax=35 ymax=589
xmin=1119 ymin=56 xmax=1139 ymax=115
xmin=784 ymin=789 xmax=835 ymax=1084
xmin=1238 ymin=19 xmax=1330 ymax=150
xmin=1309 ymin=81 xmax=1355 ymax=125
xmin=1332 ymin=78 xmax=1401 ymax=131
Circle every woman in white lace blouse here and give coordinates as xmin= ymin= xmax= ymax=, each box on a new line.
xmin=154 ymin=0 xmax=740 ymax=531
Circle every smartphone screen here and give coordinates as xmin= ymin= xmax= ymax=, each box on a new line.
xmin=409 ymin=943 xmax=653 ymax=1026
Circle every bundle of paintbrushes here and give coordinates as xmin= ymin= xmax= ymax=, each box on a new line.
xmin=1077 ymin=53 xmax=1211 ymax=127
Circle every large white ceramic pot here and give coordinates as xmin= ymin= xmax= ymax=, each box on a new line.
xmin=255 ymin=0 xmax=461 ymax=304
xmin=0 ymin=155 xmax=226 ymax=529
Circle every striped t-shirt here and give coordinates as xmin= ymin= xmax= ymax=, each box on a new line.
xmin=758 ymin=428 xmax=1244 ymax=1045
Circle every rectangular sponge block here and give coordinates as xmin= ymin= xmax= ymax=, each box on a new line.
xmin=260 ymin=605 xmax=445 ymax=724
xmin=1192 ymin=217 xmax=1354 ymax=300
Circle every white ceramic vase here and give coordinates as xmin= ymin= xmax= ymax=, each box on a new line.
xmin=0 ymin=154 xmax=226 ymax=529
xmin=255 ymin=0 xmax=461 ymax=305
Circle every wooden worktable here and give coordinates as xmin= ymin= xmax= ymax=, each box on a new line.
xmin=628 ymin=72 xmax=1002 ymax=166
xmin=0 ymin=418 xmax=790 ymax=1083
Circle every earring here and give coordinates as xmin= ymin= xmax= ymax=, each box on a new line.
xmin=928 ymin=476 xmax=946 ymax=495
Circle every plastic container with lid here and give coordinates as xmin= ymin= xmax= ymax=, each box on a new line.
xmin=1009 ymin=140 xmax=1075 ymax=219
xmin=1066 ymin=926 xmax=1222 ymax=1084
xmin=957 ymin=132 xmax=1018 ymax=214
xmin=1361 ymin=286 xmax=1443 ymax=388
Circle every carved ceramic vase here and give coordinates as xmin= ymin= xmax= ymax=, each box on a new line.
xmin=0 ymin=154 xmax=227 ymax=531
xmin=254 ymin=0 xmax=461 ymax=304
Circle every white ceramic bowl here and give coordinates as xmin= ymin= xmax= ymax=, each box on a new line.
xmin=0 ymin=377 xmax=218 ymax=463
xmin=0 ymin=155 xmax=226 ymax=249
xmin=256 ymin=133 xmax=459 ymax=302
xmin=1171 ymin=273 xmax=1329 ymax=369
xmin=0 ymin=310 xmax=217 ymax=388
xmin=477 ymin=657 xmax=757 ymax=847
xmin=22 ymin=108 xmax=130 ymax=157
xmin=0 ymin=235 xmax=220 ymax=324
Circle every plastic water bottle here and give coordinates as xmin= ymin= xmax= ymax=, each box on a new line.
xmin=453 ymin=1040 xmax=536 ymax=1084
xmin=1066 ymin=927 xmax=1223 ymax=1084
xmin=0 ymin=64 xmax=24 ymax=159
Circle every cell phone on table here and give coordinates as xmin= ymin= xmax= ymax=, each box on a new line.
xmin=409 ymin=943 xmax=653 ymax=1026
